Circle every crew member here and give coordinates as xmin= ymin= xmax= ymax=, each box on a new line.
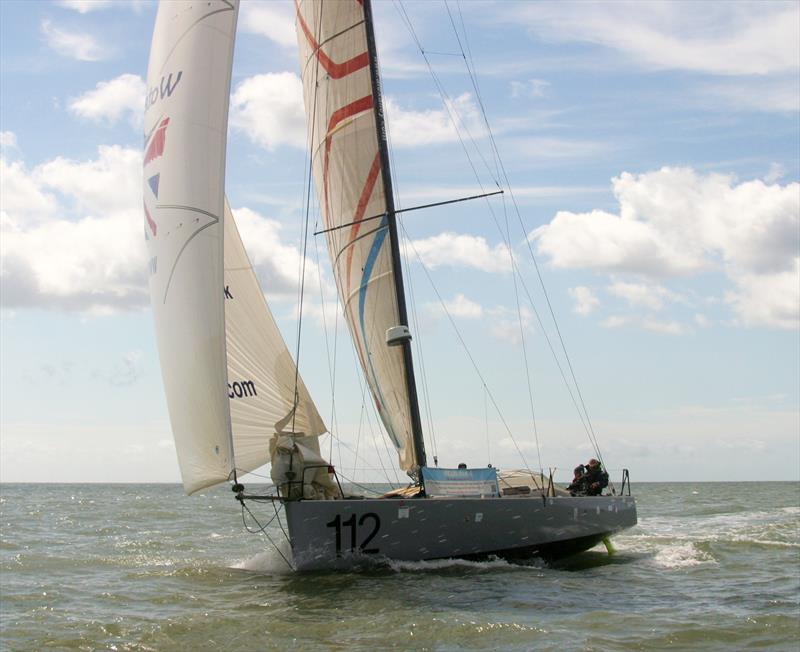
xmin=567 ymin=464 xmax=586 ymax=495
xmin=583 ymin=458 xmax=608 ymax=496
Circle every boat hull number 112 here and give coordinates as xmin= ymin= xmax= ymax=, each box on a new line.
xmin=326 ymin=513 xmax=381 ymax=555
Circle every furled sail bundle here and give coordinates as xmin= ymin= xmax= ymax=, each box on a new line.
xmin=143 ymin=0 xmax=326 ymax=494
xmin=295 ymin=0 xmax=424 ymax=472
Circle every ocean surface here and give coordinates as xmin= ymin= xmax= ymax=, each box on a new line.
xmin=1 ymin=482 xmax=798 ymax=651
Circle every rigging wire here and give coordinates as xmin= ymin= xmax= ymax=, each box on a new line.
xmin=291 ymin=4 xmax=323 ymax=435
xmin=503 ymin=194 xmax=544 ymax=475
xmin=396 ymin=0 xmax=605 ymax=463
xmin=445 ymin=0 xmax=605 ymax=464
xmin=484 ymin=385 xmax=491 ymax=466
xmin=312 ymin=233 xmax=341 ymax=462
xmin=239 ymin=500 xmax=293 ymax=570
xmin=399 ymin=220 xmax=534 ymax=472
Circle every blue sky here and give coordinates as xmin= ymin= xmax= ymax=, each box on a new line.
xmin=1 ymin=0 xmax=798 ymax=485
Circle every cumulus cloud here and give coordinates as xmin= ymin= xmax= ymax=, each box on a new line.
xmin=0 ymin=131 xmax=18 ymax=151
xmin=442 ymin=293 xmax=483 ymax=319
xmin=0 ymin=158 xmax=59 ymax=224
xmin=230 ymin=73 xmax=306 ymax=150
xmin=0 ymin=146 xmax=148 ymax=311
xmin=0 ymin=146 xmax=317 ymax=314
xmin=385 ymin=93 xmax=486 ymax=148
xmin=601 ymin=315 xmax=627 ymax=329
xmin=36 ymin=145 xmax=142 ymax=215
xmin=69 ymin=74 xmax=145 ymax=126
xmin=607 ymin=281 xmax=684 ymax=311
xmin=406 ymin=232 xmax=512 ymax=273
xmin=641 ymin=317 xmax=687 ymax=335
xmin=487 ymin=305 xmax=534 ymax=346
xmin=533 ymin=167 xmax=799 ymax=329
xmin=240 ymin=1 xmax=297 ymax=47
xmin=511 ymin=1 xmax=799 ymax=76
xmin=41 ymin=19 xmax=104 ymax=61
xmin=568 ymin=286 xmax=599 ymax=315
xmin=725 ymin=260 xmax=800 ymax=330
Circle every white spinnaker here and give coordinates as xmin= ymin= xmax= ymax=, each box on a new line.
xmin=223 ymin=199 xmax=327 ymax=473
xmin=295 ymin=0 xmax=417 ymax=471
xmin=143 ymin=0 xmax=238 ymax=494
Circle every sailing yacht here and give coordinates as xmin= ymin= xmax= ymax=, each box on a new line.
xmin=143 ymin=0 xmax=637 ymax=571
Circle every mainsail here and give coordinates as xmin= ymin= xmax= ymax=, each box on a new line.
xmin=144 ymin=0 xmax=327 ymax=494
xmin=295 ymin=0 xmax=425 ymax=472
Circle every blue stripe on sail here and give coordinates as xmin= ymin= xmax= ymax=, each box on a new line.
xmin=357 ymin=217 xmax=401 ymax=449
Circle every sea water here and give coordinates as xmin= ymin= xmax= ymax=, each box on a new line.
xmin=1 ymin=482 xmax=798 ymax=651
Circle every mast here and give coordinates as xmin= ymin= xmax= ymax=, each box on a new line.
xmin=362 ymin=0 xmax=427 ymax=472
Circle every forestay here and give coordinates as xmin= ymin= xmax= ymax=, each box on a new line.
xmin=295 ymin=0 xmax=418 ymax=471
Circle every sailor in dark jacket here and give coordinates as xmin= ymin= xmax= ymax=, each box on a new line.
xmin=583 ymin=458 xmax=608 ymax=496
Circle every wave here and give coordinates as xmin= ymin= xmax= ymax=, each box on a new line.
xmin=231 ymin=542 xmax=294 ymax=574
xmin=650 ymin=542 xmax=716 ymax=569
xmin=388 ymin=555 xmax=542 ymax=573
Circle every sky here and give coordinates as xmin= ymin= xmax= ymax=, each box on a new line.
xmin=0 ymin=0 xmax=798 ymax=486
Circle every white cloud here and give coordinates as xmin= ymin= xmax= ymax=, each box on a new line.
xmin=0 ymin=131 xmax=18 ymax=151
xmin=534 ymin=167 xmax=799 ymax=329
xmin=1 ymin=146 xmax=147 ymax=311
xmin=230 ymin=73 xmax=306 ymax=150
xmin=607 ymin=281 xmax=683 ymax=311
xmin=534 ymin=208 xmax=698 ymax=276
xmin=512 ymin=1 xmax=799 ymax=76
xmin=41 ymin=19 xmax=104 ymax=62
xmin=568 ymin=286 xmax=599 ymax=315
xmin=641 ymin=317 xmax=687 ymax=335
xmin=725 ymin=260 xmax=800 ymax=330
xmin=240 ymin=1 xmax=297 ymax=48
xmin=442 ymin=293 xmax=483 ymax=319
xmin=385 ymin=93 xmax=486 ymax=148
xmin=694 ymin=314 xmax=711 ymax=328
xmin=487 ymin=305 xmax=534 ymax=345
xmin=510 ymin=79 xmax=551 ymax=99
xmin=601 ymin=315 xmax=628 ymax=329
xmin=406 ymin=232 xmax=512 ymax=273
xmin=0 ymin=133 xmax=334 ymax=315
xmin=1 ymin=208 xmax=147 ymax=311
xmin=35 ymin=145 xmax=142 ymax=215
xmin=0 ymin=146 xmax=318 ymax=314
xmin=701 ymin=77 xmax=800 ymax=113
xmin=69 ymin=74 xmax=145 ymax=126
xmin=764 ymin=163 xmax=786 ymax=185
xmin=57 ymin=0 xmax=113 ymax=12
xmin=0 ymin=158 xmax=58 ymax=224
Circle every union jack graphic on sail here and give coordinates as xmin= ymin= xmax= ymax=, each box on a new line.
xmin=143 ymin=204 xmax=157 ymax=239
xmin=144 ymin=118 xmax=170 ymax=165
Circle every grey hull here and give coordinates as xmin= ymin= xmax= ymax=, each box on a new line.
xmin=284 ymin=494 xmax=637 ymax=571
